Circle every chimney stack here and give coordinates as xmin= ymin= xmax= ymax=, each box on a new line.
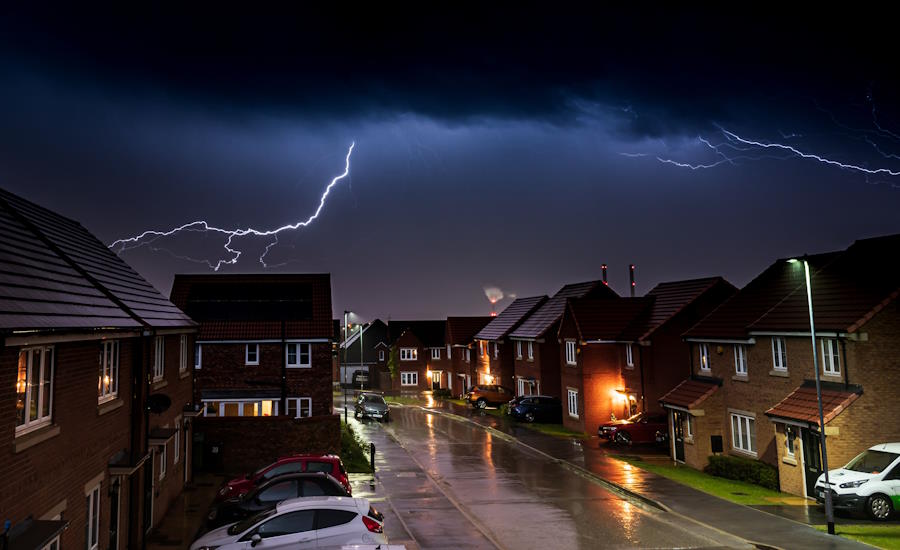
xmin=601 ymin=264 xmax=608 ymax=286
xmin=629 ymin=264 xmax=636 ymax=297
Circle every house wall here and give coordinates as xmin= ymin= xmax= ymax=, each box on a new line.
xmin=513 ymin=340 xmax=542 ymax=393
xmin=392 ymin=332 xmax=427 ymax=391
xmin=448 ymin=345 xmax=474 ymax=396
xmin=677 ymin=388 xmax=726 ymax=471
xmin=1 ymin=338 xmax=135 ymax=550
xmin=425 ymin=346 xmax=451 ymax=389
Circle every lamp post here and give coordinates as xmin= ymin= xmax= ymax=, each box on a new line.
xmin=343 ymin=310 xmax=349 ymax=424
xmin=790 ymin=257 xmax=835 ymax=535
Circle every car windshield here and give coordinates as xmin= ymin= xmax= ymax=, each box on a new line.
xmin=844 ymin=450 xmax=900 ymax=474
xmin=228 ymin=508 xmax=276 ymax=536
xmin=251 ymin=462 xmax=275 ymax=478
xmin=364 ymin=395 xmax=385 ymax=404
xmin=625 ymin=413 xmax=644 ymax=423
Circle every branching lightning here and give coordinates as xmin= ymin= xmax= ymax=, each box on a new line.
xmin=110 ymin=142 xmax=355 ymax=270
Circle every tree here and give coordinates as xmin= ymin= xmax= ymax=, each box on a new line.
xmin=387 ymin=347 xmax=399 ymax=380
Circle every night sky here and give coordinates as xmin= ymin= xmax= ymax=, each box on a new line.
xmin=2 ymin=5 xmax=899 ymax=320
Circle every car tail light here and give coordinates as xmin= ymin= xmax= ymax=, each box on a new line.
xmin=362 ymin=515 xmax=383 ymax=533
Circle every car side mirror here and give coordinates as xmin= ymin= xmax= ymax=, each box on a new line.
xmin=251 ymin=534 xmax=262 ymax=547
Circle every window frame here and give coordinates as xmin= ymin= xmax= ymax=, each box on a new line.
xmin=246 ymin=343 xmax=260 ymax=365
xmin=446 ymin=344 xmax=451 ymax=358
xmin=286 ymin=343 xmax=312 ymax=368
xmin=771 ymin=337 xmax=787 ymax=371
xmin=698 ymin=343 xmax=710 ymax=372
xmin=195 ymin=343 xmax=202 ymax=370
xmin=527 ymin=341 xmax=534 ymax=360
xmin=565 ymin=340 xmax=577 ymax=365
xmin=99 ymin=340 xmax=120 ymax=403
xmin=86 ymin=483 xmax=101 ymax=550
xmin=493 ymin=343 xmax=499 ymax=359
xmin=174 ymin=416 xmax=181 ymax=464
xmin=15 ymin=346 xmax=55 ymax=435
xmin=465 ymin=348 xmax=471 ymax=362
xmin=567 ymin=388 xmax=579 ymax=419
xmin=179 ymin=335 xmax=188 ymax=372
xmin=785 ymin=426 xmax=796 ymax=457
xmin=685 ymin=414 xmax=694 ymax=439
xmin=734 ymin=344 xmax=748 ymax=376
xmin=378 ymin=349 xmax=385 ymax=361
xmin=625 ymin=343 xmax=634 ymax=367
xmin=730 ymin=413 xmax=757 ymax=455
xmin=286 ymin=397 xmax=313 ymax=418
xmin=400 ymin=371 xmax=419 ymax=386
xmin=159 ymin=444 xmax=167 ymax=480
xmin=431 ymin=348 xmax=441 ymax=360
xmin=821 ymin=338 xmax=841 ymax=376
xmin=400 ymin=347 xmax=418 ymax=361
xmin=153 ymin=336 xmax=165 ymax=381
xmin=516 ymin=341 xmax=522 ymax=359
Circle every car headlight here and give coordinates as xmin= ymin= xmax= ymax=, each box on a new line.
xmin=839 ymin=479 xmax=868 ymax=489
xmin=197 ymin=546 xmax=219 ymax=550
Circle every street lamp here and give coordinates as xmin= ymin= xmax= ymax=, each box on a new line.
xmin=342 ymin=311 xmax=366 ymax=424
xmin=789 ymin=257 xmax=835 ymax=535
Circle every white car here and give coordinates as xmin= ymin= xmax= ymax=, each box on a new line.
xmin=190 ymin=496 xmax=387 ymax=549
xmin=814 ymin=442 xmax=900 ymax=520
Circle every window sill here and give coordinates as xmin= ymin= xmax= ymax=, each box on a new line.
xmin=179 ymin=370 xmax=191 ymax=380
xmin=152 ymin=379 xmax=168 ymax=390
xmin=698 ymin=369 xmax=711 ymax=375
xmin=568 ymin=414 xmax=579 ymax=419
xmin=14 ymin=424 xmax=61 ymax=453
xmin=822 ymin=373 xmax=842 ymax=382
xmin=768 ymin=369 xmax=789 ymax=378
xmin=684 ymin=436 xmax=694 ymax=445
xmin=731 ymin=375 xmax=749 ymax=382
xmin=782 ymin=456 xmax=798 ymax=466
xmin=625 ymin=365 xmax=635 ymax=370
xmin=98 ymin=398 xmax=124 ymax=416
xmin=730 ymin=448 xmax=758 ymax=459
xmin=286 ymin=365 xmax=312 ymax=369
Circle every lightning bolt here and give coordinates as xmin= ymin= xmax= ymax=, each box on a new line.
xmin=110 ymin=142 xmax=355 ymax=270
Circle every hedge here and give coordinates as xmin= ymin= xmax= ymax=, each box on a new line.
xmin=704 ymin=454 xmax=779 ymax=490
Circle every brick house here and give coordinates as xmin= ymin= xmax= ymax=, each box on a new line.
xmin=667 ymin=234 xmax=900 ymax=498
xmin=558 ymin=277 xmax=735 ymax=434
xmin=340 ymin=319 xmax=388 ymax=388
xmin=473 ymin=296 xmax=548 ymax=392
xmin=0 ymin=188 xmax=197 ymax=550
xmin=509 ymin=281 xmax=617 ymax=399
xmin=378 ymin=321 xmax=446 ymax=391
xmin=170 ymin=274 xmax=334 ymax=420
xmin=445 ymin=316 xmax=493 ymax=397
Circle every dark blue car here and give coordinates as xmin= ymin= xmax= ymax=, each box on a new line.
xmin=507 ymin=395 xmax=562 ymax=423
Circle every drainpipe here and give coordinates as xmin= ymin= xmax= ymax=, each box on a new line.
xmin=840 ymin=338 xmax=850 ymax=388
xmin=281 ymin=321 xmax=287 ymax=415
xmin=637 ymin=344 xmax=646 ymax=412
xmin=142 ymin=332 xmax=152 ymax=550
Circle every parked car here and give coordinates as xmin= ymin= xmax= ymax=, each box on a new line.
xmin=207 ymin=472 xmax=350 ymax=529
xmin=598 ymin=412 xmax=668 ymax=445
xmin=216 ymin=455 xmax=351 ymax=501
xmin=507 ymin=395 xmax=562 ymax=423
xmin=355 ymin=392 xmax=389 ymax=421
xmin=815 ymin=442 xmax=900 ymax=520
xmin=465 ymin=385 xmax=514 ymax=408
xmin=191 ymin=496 xmax=386 ymax=550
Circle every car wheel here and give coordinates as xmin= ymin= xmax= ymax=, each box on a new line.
xmin=524 ymin=411 xmax=536 ymax=423
xmin=614 ymin=431 xmax=632 ymax=446
xmin=866 ymin=494 xmax=893 ymax=521
xmin=476 ymin=398 xmax=487 ymax=409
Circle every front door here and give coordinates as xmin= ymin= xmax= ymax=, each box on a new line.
xmin=801 ymin=427 xmax=823 ymax=498
xmin=672 ymin=411 xmax=686 ymax=462
xmin=431 ymin=371 xmax=442 ymax=390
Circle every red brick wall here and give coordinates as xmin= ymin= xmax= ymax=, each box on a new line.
xmin=392 ymin=332 xmax=427 ymax=391
xmin=447 ymin=345 xmax=474 ymax=396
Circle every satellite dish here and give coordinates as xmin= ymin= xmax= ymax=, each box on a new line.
xmin=147 ymin=394 xmax=172 ymax=414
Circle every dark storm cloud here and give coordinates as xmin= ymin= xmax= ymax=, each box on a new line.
xmin=2 ymin=4 xmax=898 ymax=136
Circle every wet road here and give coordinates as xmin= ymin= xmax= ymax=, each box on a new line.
xmin=346 ymin=402 xmax=751 ymax=549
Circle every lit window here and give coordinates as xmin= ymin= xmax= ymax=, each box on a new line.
xmin=821 ymin=339 xmax=840 ymax=375
xmin=516 ymin=341 xmax=522 ymax=359
xmin=287 ymin=343 xmax=311 ymax=368
xmin=431 ymin=348 xmax=441 ymax=360
xmin=153 ymin=336 xmax=165 ymax=381
xmin=527 ymin=342 xmax=534 ymax=360
xmin=179 ymin=335 xmax=188 ymax=372
xmin=567 ymin=389 xmax=579 ymax=418
xmin=699 ymin=343 xmax=710 ymax=371
xmin=16 ymin=347 xmax=54 ymax=434
xmin=625 ymin=344 xmax=634 ymax=367
xmin=565 ymin=341 xmax=577 ymax=365
xmin=99 ymin=340 xmax=119 ymax=402
xmin=734 ymin=344 xmax=748 ymax=376
xmin=400 ymin=371 xmax=419 ymax=386
xmin=86 ymin=484 xmax=100 ymax=550
xmin=731 ymin=413 xmax=756 ymax=454
xmin=400 ymin=348 xmax=418 ymax=361
xmin=772 ymin=337 xmax=787 ymax=371
xmin=246 ymin=344 xmax=259 ymax=365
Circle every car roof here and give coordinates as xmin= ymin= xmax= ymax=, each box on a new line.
xmin=258 ymin=472 xmax=339 ymax=485
xmin=868 ymin=442 xmax=900 ymax=454
xmin=276 ymin=496 xmax=366 ymax=513
xmin=274 ymin=454 xmax=339 ymax=462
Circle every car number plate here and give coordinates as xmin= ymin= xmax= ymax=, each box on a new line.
xmin=371 ymin=413 xmax=382 ymax=418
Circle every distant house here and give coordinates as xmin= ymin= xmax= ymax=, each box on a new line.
xmin=473 ymin=297 xmax=547 ymax=392
xmin=670 ymin=235 xmax=900 ymax=498
xmin=378 ymin=320 xmax=446 ymax=391
xmin=170 ymin=274 xmax=334 ymax=419
xmin=509 ymin=281 xmax=617 ymax=399
xmin=0 ymin=188 xmax=197 ymax=550
xmin=445 ymin=316 xmax=493 ymax=396
xmin=558 ymin=277 xmax=735 ymax=434
xmin=340 ymin=319 xmax=388 ymax=388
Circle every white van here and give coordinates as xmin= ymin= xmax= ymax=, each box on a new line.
xmin=814 ymin=442 xmax=900 ymax=520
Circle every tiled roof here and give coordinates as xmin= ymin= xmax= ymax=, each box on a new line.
xmin=170 ymin=273 xmax=332 ymax=340
xmin=446 ymin=316 xmax=493 ymax=345
xmin=638 ymin=277 xmax=734 ymax=340
xmin=0 ymin=187 xmax=194 ymax=331
xmin=388 ymin=320 xmax=446 ymax=347
xmin=765 ymin=380 xmax=862 ymax=426
xmin=659 ymin=378 xmax=720 ymax=410
xmin=566 ymin=297 xmax=654 ymax=341
xmin=511 ymin=281 xmax=617 ymax=339
xmin=474 ymin=295 xmax=548 ymax=341
xmin=683 ymin=252 xmax=839 ymax=340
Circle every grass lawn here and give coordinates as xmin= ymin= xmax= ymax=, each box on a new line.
xmin=447 ymin=398 xmax=468 ymax=407
xmin=383 ymin=395 xmax=423 ymax=406
xmin=520 ymin=422 xmax=588 ymax=439
xmin=612 ymin=455 xmax=784 ymax=506
xmin=340 ymin=421 xmax=372 ymax=473
xmin=814 ymin=524 xmax=900 ymax=549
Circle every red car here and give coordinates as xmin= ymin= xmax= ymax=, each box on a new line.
xmin=215 ymin=454 xmax=351 ymax=501
xmin=598 ymin=412 xmax=668 ymax=445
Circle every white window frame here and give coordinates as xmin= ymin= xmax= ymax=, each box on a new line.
xmin=785 ymin=425 xmax=796 ymax=457
xmin=40 ymin=535 xmax=60 ymax=550
xmin=378 ymin=349 xmax=385 ymax=361
xmin=286 ymin=343 xmax=311 ymax=368
xmin=516 ymin=341 xmax=522 ymax=359
xmin=493 ymin=343 xmax=499 ymax=359
xmin=286 ymin=397 xmax=313 ymax=418
xmin=734 ymin=344 xmax=748 ymax=376
xmin=565 ymin=340 xmax=577 ymax=365
xmin=159 ymin=444 xmax=167 ymax=480
xmin=772 ymin=337 xmax=787 ymax=371
xmin=86 ymin=483 xmax=101 ymax=550
xmin=730 ymin=413 xmax=756 ymax=455
xmin=15 ymin=346 xmax=55 ymax=435
xmin=446 ymin=344 xmax=451 ymax=358
xmin=478 ymin=342 xmax=484 ymax=357
xmin=179 ymin=335 xmax=188 ymax=372
xmin=174 ymin=416 xmax=181 ymax=464
xmin=625 ymin=343 xmax=634 ymax=367
xmin=245 ymin=343 xmax=259 ymax=365
xmin=400 ymin=371 xmax=418 ymax=386
xmin=527 ymin=341 xmax=534 ymax=360
xmin=821 ymin=338 xmax=841 ymax=376
xmin=153 ymin=336 xmax=165 ymax=381
xmin=202 ymin=399 xmax=278 ymax=417
xmin=698 ymin=343 xmax=710 ymax=371
xmin=400 ymin=347 xmax=417 ymax=361
xmin=195 ymin=343 xmax=202 ymax=370
xmin=567 ymin=389 xmax=579 ymax=419
xmin=431 ymin=348 xmax=441 ymax=360
xmin=465 ymin=348 xmax=471 ymax=362
xmin=685 ymin=414 xmax=694 ymax=438
xmin=99 ymin=340 xmax=120 ymax=403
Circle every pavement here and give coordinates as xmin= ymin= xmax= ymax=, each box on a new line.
xmin=146 ymin=472 xmax=226 ymax=550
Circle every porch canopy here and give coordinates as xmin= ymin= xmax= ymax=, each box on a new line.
xmin=659 ymin=377 xmax=720 ymax=414
xmin=765 ymin=380 xmax=862 ymax=427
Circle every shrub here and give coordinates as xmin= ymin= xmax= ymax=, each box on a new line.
xmin=499 ymin=403 xmax=509 ymax=416
xmin=432 ymin=388 xmax=452 ymax=398
xmin=704 ymin=454 xmax=779 ymax=490
xmin=341 ymin=422 xmax=373 ymax=474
